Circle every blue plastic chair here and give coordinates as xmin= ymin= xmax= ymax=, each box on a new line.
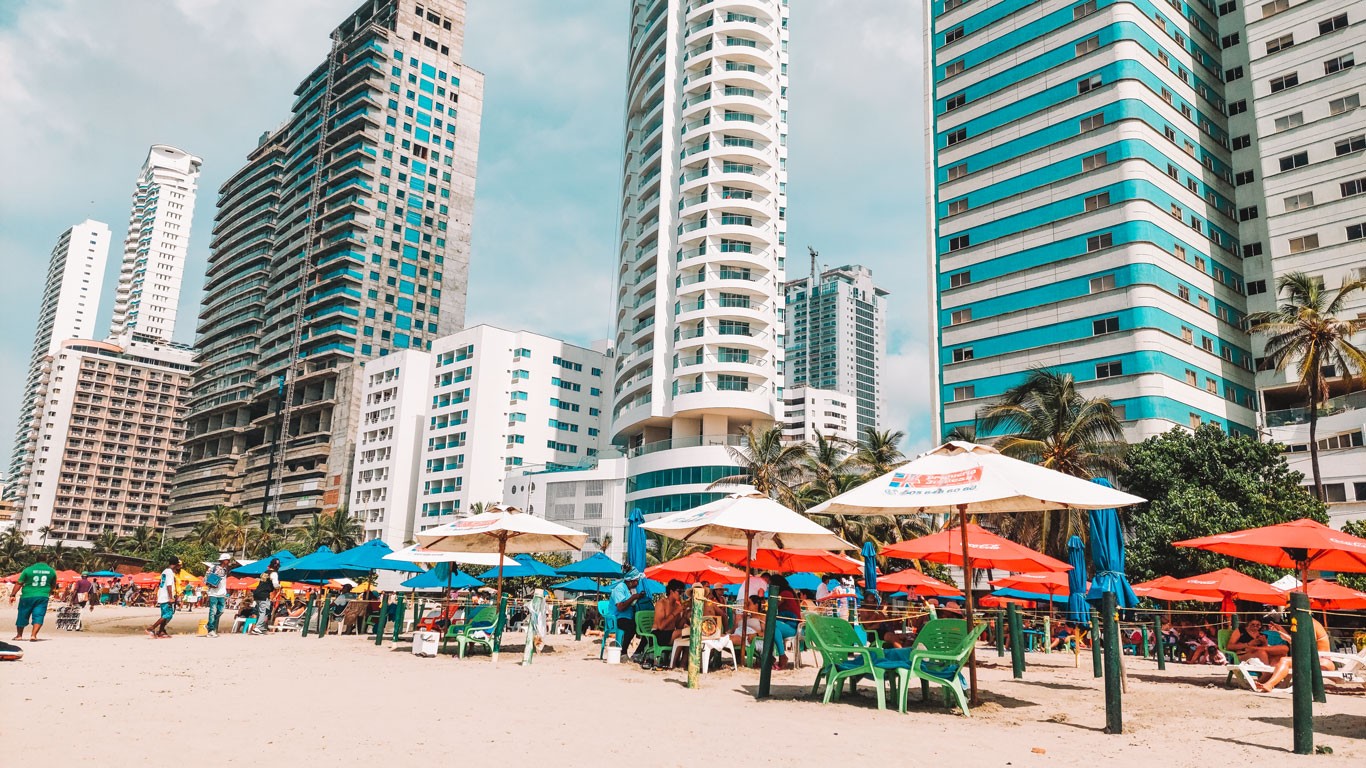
xmin=598 ymin=599 xmax=625 ymax=659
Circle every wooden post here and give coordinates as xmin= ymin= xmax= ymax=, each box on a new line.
xmin=1153 ymin=615 xmax=1165 ymax=671
xmin=956 ymin=504 xmax=978 ymax=705
xmin=688 ymin=586 xmax=703 ymax=689
xmin=391 ymin=594 xmax=405 ymax=642
xmin=995 ymin=609 xmax=1005 ymax=657
xmin=1091 ymin=609 xmax=1103 ymax=678
xmin=1043 ymin=616 xmax=1051 ymax=655
xmin=574 ymin=601 xmax=584 ymax=641
xmin=755 ymin=585 xmax=780 ymax=700
xmin=1102 ymin=591 xmax=1122 ymax=734
xmin=1007 ymin=603 xmax=1025 ymax=679
xmin=1139 ymin=624 xmax=1149 ymax=659
xmin=373 ymin=594 xmax=388 ymax=646
xmin=301 ymin=593 xmax=315 ymax=638
xmin=1290 ymin=591 xmax=1314 ymax=754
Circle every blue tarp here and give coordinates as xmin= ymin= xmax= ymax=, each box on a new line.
xmin=1085 ymin=478 xmax=1139 ymax=609
xmin=1066 ymin=534 xmax=1090 ymax=623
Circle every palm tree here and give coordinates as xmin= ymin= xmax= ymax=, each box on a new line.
xmin=0 ymin=528 xmax=30 ymax=572
xmin=293 ymin=510 xmax=362 ymax=553
xmin=944 ymin=424 xmax=977 ymax=443
xmin=1248 ymin=272 xmax=1366 ymax=499
xmin=797 ymin=431 xmax=855 ymax=506
xmin=977 ymin=367 xmax=1127 ymax=557
xmin=36 ymin=525 xmax=53 ymax=547
xmin=91 ymin=531 xmax=121 ymax=554
xmin=645 ymin=533 xmax=703 ymax=566
xmin=850 ymin=428 xmax=906 ymax=480
xmin=246 ymin=516 xmax=287 ymax=558
xmin=706 ymin=425 xmax=808 ymax=508
xmin=122 ymin=525 xmax=157 ymax=556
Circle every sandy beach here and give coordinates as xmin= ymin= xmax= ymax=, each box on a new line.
xmin=2 ymin=603 xmax=1363 ymax=767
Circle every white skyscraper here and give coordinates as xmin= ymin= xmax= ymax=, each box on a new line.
xmin=5 ymin=220 xmax=111 ymax=502
xmin=109 ymin=144 xmax=203 ymax=344
xmin=610 ymin=0 xmax=789 ymax=517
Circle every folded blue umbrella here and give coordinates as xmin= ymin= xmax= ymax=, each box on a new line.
xmin=1066 ymin=534 xmax=1091 ymax=624
xmin=402 ymin=568 xmax=482 ymax=590
xmin=556 ymin=552 xmax=624 ymax=579
xmin=231 ymin=550 xmax=296 ymax=576
xmin=626 ymin=508 xmax=647 ymax=573
xmin=861 ymin=542 xmax=879 ymax=593
xmin=1085 ymin=478 xmax=1139 ymax=609
xmin=477 ymin=554 xmax=559 ymax=580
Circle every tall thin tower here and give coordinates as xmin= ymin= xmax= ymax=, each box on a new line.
xmin=613 ymin=0 xmax=789 ymax=516
xmin=109 ymin=145 xmax=202 ymax=344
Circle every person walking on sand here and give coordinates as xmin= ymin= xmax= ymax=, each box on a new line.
xmin=72 ymin=573 xmax=94 ymax=612
xmin=249 ymin=559 xmax=281 ymax=635
xmin=204 ymin=553 xmax=231 ymax=638
xmin=10 ymin=558 xmax=58 ymax=642
xmin=146 ymin=557 xmax=182 ymax=638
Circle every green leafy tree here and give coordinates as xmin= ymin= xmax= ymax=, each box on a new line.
xmin=246 ymin=516 xmax=287 ymax=558
xmin=645 ymin=532 xmax=704 ymax=566
xmin=121 ymin=525 xmax=158 ymax=556
xmin=943 ymin=425 xmax=977 ymax=443
xmin=849 ymin=428 xmax=906 ymax=481
xmin=1119 ymin=425 xmax=1327 ymax=583
xmin=292 ymin=510 xmax=362 ymax=554
xmin=707 ymin=425 xmax=807 ymax=508
xmin=0 ymin=528 xmax=32 ymax=572
xmin=1340 ymin=520 xmax=1366 ymax=592
xmin=1247 ymin=272 xmax=1366 ymax=500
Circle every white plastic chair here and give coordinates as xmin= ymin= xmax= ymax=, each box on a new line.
xmin=670 ymin=634 xmax=738 ymax=672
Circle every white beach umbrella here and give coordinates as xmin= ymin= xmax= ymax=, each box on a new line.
xmin=383 ymin=544 xmax=516 ymax=568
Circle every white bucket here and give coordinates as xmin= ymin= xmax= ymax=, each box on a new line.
xmin=605 ymin=645 xmax=622 ymax=664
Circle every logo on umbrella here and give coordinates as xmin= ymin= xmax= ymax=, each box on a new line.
xmin=887 ymin=467 xmax=982 ymax=496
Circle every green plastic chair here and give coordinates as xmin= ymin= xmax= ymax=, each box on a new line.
xmin=634 ymin=610 xmax=670 ymax=665
xmin=1217 ymin=628 xmax=1245 ymax=687
xmin=804 ymin=613 xmax=891 ymax=710
xmin=882 ymin=618 xmax=988 ymax=716
xmin=448 ymin=605 xmax=499 ymax=658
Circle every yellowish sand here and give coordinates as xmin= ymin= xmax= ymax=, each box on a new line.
xmin=2 ymin=604 xmax=1363 ymax=766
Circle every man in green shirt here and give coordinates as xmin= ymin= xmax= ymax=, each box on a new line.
xmin=10 ymin=559 xmax=58 ymax=641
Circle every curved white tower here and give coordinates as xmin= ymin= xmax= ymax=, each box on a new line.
xmin=613 ymin=0 xmax=788 ymax=516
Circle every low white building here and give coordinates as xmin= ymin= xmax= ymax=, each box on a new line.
xmin=1265 ymin=394 xmax=1366 ymax=529
xmin=503 ymin=455 xmax=629 ymax=562
xmin=349 ymin=325 xmax=612 ymax=543
xmin=782 ymin=386 xmax=857 ymax=444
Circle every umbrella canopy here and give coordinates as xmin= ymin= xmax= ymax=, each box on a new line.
xmin=553 ymin=577 xmax=612 ymax=594
xmin=993 ymin=570 xmax=1071 ymax=594
xmin=231 ymin=550 xmax=296 ymax=576
xmin=993 ymin=587 xmax=1068 ymax=604
xmin=626 ymin=508 xmax=648 ymax=573
xmin=1084 ymin=478 xmax=1138 ymax=608
xmin=873 ymin=568 xmax=960 ymax=598
xmin=786 ymin=572 xmax=825 ymax=592
xmin=1172 ymin=568 xmax=1287 ymax=612
xmin=707 ymin=546 xmax=861 ymax=575
xmin=1131 ymin=576 xmax=1221 ymax=603
xmin=1174 ymin=518 xmax=1366 ymax=583
xmin=645 ymin=553 xmax=746 ymax=585
xmin=642 ymin=494 xmax=852 ymax=551
xmin=277 ymin=546 xmax=353 ymax=581
xmin=225 ymin=577 xmax=258 ymax=592
xmin=882 ymin=522 xmax=1072 ymax=573
xmin=806 ymin=441 xmax=1145 ymax=517
xmin=861 ymin=541 xmax=879 ymax=593
xmin=329 ymin=539 xmax=423 ymax=574
xmin=383 ymin=543 xmax=515 ymax=567
xmin=1302 ymin=579 xmax=1366 ymax=610
xmin=85 ymin=570 xmax=123 ymax=578
xmin=556 ymin=552 xmax=625 ymax=579
xmin=476 ymin=554 xmax=560 ymax=580
xmin=980 ymin=594 xmax=1035 ymax=608
xmin=401 ymin=569 xmax=483 ymax=590
xmin=1065 ymin=535 xmax=1090 ymax=623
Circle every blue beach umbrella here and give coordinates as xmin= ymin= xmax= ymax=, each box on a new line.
xmin=1085 ymin=478 xmax=1138 ymax=609
xmin=231 ymin=550 xmax=296 ymax=576
xmin=1066 ymin=535 xmax=1090 ymax=624
xmin=277 ymin=546 xmax=351 ymax=581
xmin=552 ymin=577 xmax=610 ymax=594
xmin=786 ymin=572 xmax=823 ymax=592
xmin=626 ymin=508 xmax=647 ymax=573
xmin=556 ymin=552 xmax=625 ymax=579
xmin=85 ymin=570 xmax=123 ymax=578
xmin=330 ymin=539 xmax=422 ymax=574
xmin=476 ymin=554 xmax=559 ymax=580
xmin=861 ymin=541 xmax=879 ymax=594
xmin=402 ymin=568 xmax=482 ymax=590
xmin=992 ymin=587 xmax=1068 ymax=604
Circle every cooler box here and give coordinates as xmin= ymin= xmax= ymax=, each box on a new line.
xmin=412 ymin=630 xmax=440 ymax=657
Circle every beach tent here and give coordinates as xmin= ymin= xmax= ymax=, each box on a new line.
xmin=557 ymin=552 xmax=625 ymax=579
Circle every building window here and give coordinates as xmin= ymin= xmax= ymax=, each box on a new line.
xmin=945 ymin=26 xmax=965 ymax=44
xmin=1242 ymin=241 xmax=1263 ymax=258
xmin=1266 ymin=34 xmax=1294 ymax=55
xmin=1074 ymin=1 xmax=1098 ymax=19
xmin=1324 ymin=484 xmax=1347 ymax=503
xmin=1330 ymin=94 xmax=1361 ymax=114
xmin=1269 ymin=73 xmax=1299 ymax=92
xmin=1235 ymin=170 xmax=1255 ymax=185
xmin=1218 ymin=0 xmax=1237 ymax=14
xmin=1347 ymin=222 xmax=1366 ymax=241
xmin=946 ymin=128 xmax=967 ymax=146
xmin=1093 ymin=316 xmax=1119 ymax=335
xmin=1224 ymin=66 xmax=1244 ymax=82
xmin=1227 ymin=100 xmax=1247 ymax=115
xmin=952 ymin=385 xmax=976 ymax=401
xmin=1082 ymin=151 xmax=1108 ymax=171
xmin=1206 ymin=378 xmax=1219 ymax=394
xmin=1076 ymin=36 xmax=1100 ymax=56
xmin=1274 ymin=112 xmax=1304 ymax=131
xmin=1086 ymin=233 xmax=1113 ymax=251
xmin=948 ymin=234 xmax=970 ymax=251
xmin=945 ymin=93 xmax=966 ymax=112
xmin=1232 ymin=134 xmax=1251 ymax=150
xmin=1238 ymin=205 xmax=1259 ymax=221
xmin=1262 ymin=0 xmax=1289 ymax=18
xmin=1095 ymin=361 xmax=1123 ymax=379
xmin=1336 ymin=135 xmax=1366 ymax=155
xmin=1190 ymin=413 xmax=1203 ymax=428
xmin=947 ymin=198 xmax=969 ymax=216
xmin=1182 ymin=326 xmax=1194 ymax=343
xmin=1084 ymin=192 xmax=1110 ymax=211
xmin=945 ymin=59 xmax=965 ymax=77
xmin=952 ymin=347 xmax=974 ymax=363
xmin=1343 ymin=177 xmax=1366 ymax=197
xmin=949 ymin=270 xmax=971 ymax=288
xmin=950 ymin=308 xmax=972 ymax=325
xmin=1319 ymin=14 xmax=1349 ymax=35
xmin=1186 ymin=369 xmax=1198 ymax=386
xmin=1247 ymin=279 xmax=1267 ymax=295
xmin=1283 ymin=192 xmax=1314 ymax=212
xmin=1078 ymin=75 xmax=1102 ymax=94
xmin=1089 ymin=274 xmax=1116 ymax=293
xmin=1278 ymin=151 xmax=1309 ymax=171
xmin=1325 ymin=54 xmax=1355 ymax=75
xmin=1080 ymin=113 xmax=1105 ymax=131
xmin=1288 ymin=234 xmax=1320 ymax=253
xmin=1221 ymin=33 xmax=1241 ymax=49
xmin=946 ymin=163 xmax=968 ymax=180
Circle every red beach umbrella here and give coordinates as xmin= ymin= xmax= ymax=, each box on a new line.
xmin=1175 ymin=518 xmax=1366 ymax=587
xmin=882 ymin=522 xmax=1072 ymax=573
xmin=708 ymin=546 xmax=862 ymax=575
xmin=645 ymin=553 xmax=746 ymax=585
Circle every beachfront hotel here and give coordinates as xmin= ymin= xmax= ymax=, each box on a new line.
xmin=783 ymin=264 xmax=889 ymax=437
xmin=168 ymin=0 xmax=484 ymax=534
xmin=348 ymin=326 xmax=611 ymax=547
xmin=108 ymin=145 xmax=203 ymax=346
xmin=929 ymin=0 xmax=1364 ymax=524
xmin=5 ymin=220 xmax=111 ymax=515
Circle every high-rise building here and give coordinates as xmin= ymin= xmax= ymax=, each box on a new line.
xmin=929 ymin=1 xmax=1260 ymax=444
xmin=1226 ymin=0 xmax=1366 ymax=524
xmin=781 ymin=386 xmax=857 ymax=444
xmin=610 ymin=0 xmax=789 ymax=516
xmin=109 ymin=145 xmax=203 ymax=345
xmin=6 ymin=220 xmax=111 ymax=505
xmin=11 ymin=339 xmax=193 ymax=546
xmin=349 ymin=326 xmax=610 ymax=545
xmin=169 ymin=0 xmax=484 ymax=533
xmin=784 ymin=264 xmax=888 ymax=437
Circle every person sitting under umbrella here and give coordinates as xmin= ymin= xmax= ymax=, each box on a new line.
xmin=1249 ymin=613 xmax=1333 ymax=693
xmin=1227 ymin=617 xmax=1288 ymax=666
xmin=651 ymin=580 xmax=688 ymax=652
xmin=610 ymin=570 xmax=650 ymax=660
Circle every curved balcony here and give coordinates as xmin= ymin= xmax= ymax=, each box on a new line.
xmin=675 ymin=296 xmax=773 ymax=326
xmin=675 ymin=270 xmax=771 ymax=298
xmin=674 ymin=324 xmax=773 ymax=353
xmin=672 ymin=382 xmax=777 ymax=421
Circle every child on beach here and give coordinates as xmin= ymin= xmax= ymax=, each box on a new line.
xmin=1186 ymin=628 xmax=1223 ymax=664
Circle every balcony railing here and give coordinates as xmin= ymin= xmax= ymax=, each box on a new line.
xmin=1265 ymin=391 xmax=1366 ymax=427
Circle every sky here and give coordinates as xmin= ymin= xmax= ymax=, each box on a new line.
xmin=0 ymin=0 xmax=931 ymax=468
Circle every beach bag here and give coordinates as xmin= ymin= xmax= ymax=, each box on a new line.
xmin=205 ymin=569 xmax=223 ymax=588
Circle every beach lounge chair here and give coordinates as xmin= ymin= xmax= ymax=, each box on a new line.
xmin=270 ymin=608 xmax=308 ymax=633
xmin=879 ymin=618 xmax=988 ymax=716
xmin=804 ymin=613 xmax=892 ymax=710
xmin=448 ymin=605 xmax=499 ymax=658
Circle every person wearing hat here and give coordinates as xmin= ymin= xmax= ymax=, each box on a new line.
xmin=204 ymin=553 xmax=232 ymax=638
xmin=250 ymin=558 xmax=282 ymax=635
xmin=146 ymin=557 xmax=182 ymax=638
xmin=610 ymin=570 xmax=649 ymax=660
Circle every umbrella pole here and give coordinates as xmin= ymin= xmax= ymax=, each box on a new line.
xmin=739 ymin=531 xmax=754 ymax=668
xmin=957 ymin=503 xmax=978 ymax=706
xmin=493 ymin=536 xmax=507 ymax=663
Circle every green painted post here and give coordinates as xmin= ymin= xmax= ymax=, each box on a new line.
xmin=392 ymin=594 xmax=405 ymax=642
xmin=1290 ymin=591 xmax=1314 ymax=754
xmin=301 ymin=593 xmax=315 ymax=638
xmin=1153 ymin=616 xmax=1165 ymax=671
xmin=1091 ymin=609 xmax=1103 ymax=679
xmin=1007 ymin=603 xmax=1025 ymax=679
xmin=1102 ymin=591 xmax=1122 ymax=734
xmin=688 ymin=586 xmax=703 ymax=689
xmin=574 ymin=601 xmax=584 ymax=641
xmin=1043 ymin=616 xmax=1051 ymax=655
xmin=374 ymin=595 xmax=388 ymax=646
xmin=995 ymin=610 xmax=1005 ymax=657
xmin=1139 ymin=624 xmax=1149 ymax=659
xmin=756 ymin=586 xmax=780 ymax=700
xmin=493 ymin=594 xmax=509 ymax=654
